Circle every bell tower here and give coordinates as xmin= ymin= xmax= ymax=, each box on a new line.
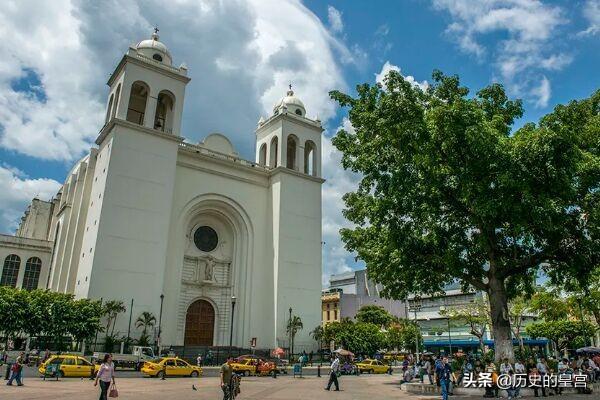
xmin=102 ymin=29 xmax=190 ymax=137
xmin=256 ymin=86 xmax=324 ymax=351
xmin=255 ymin=86 xmax=323 ymax=177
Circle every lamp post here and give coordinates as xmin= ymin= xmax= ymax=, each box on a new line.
xmin=288 ymin=307 xmax=292 ymax=362
xmin=409 ymin=300 xmax=422 ymax=362
xmin=157 ymin=294 xmax=164 ymax=355
xmin=229 ymin=296 xmax=236 ymax=355
xmin=439 ymin=305 xmax=453 ymax=357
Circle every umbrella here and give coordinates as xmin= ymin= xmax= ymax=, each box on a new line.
xmin=333 ymin=348 xmax=354 ymax=357
xmin=576 ymin=346 xmax=600 ymax=355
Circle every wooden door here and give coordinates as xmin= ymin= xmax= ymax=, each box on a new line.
xmin=185 ymin=299 xmax=215 ymax=346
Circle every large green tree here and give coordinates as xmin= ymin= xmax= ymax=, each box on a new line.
xmin=441 ymin=298 xmax=490 ymax=353
xmin=355 ymin=304 xmax=395 ymax=327
xmin=526 ymin=320 xmax=596 ymax=355
xmin=323 ymin=320 xmax=385 ymax=356
xmin=330 ymin=70 xmax=600 ymax=361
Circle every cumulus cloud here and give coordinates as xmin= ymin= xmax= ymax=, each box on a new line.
xmin=327 ymin=5 xmax=344 ymax=33
xmin=432 ymin=0 xmax=571 ymax=108
xmin=321 ymin=119 xmax=362 ymax=285
xmin=375 ymin=61 xmax=428 ymax=91
xmin=581 ymin=0 xmax=600 ymax=36
xmin=0 ymin=164 xmax=61 ymax=234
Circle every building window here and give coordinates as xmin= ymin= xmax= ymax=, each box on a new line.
xmin=194 ymin=226 xmax=219 ymax=252
xmin=334 ymin=310 xmax=338 ymax=320
xmin=23 ymin=257 xmax=42 ymax=290
xmin=1 ymin=254 xmax=21 ymax=287
xmin=153 ymin=53 xmax=163 ymax=62
xmin=327 ymin=310 xmax=330 ymax=320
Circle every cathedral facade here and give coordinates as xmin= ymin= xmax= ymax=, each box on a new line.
xmin=1 ymin=32 xmax=324 ymax=351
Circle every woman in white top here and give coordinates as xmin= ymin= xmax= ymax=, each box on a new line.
xmin=94 ymin=353 xmax=116 ymax=400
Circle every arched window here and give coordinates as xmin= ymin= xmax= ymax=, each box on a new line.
xmin=304 ymin=140 xmax=317 ymax=176
xmin=23 ymin=257 xmax=42 ymax=290
xmin=111 ymin=84 xmax=121 ymax=119
xmin=286 ymin=135 xmax=299 ymax=170
xmin=269 ymin=137 xmax=278 ymax=168
xmin=1 ymin=254 xmax=21 ymax=287
xmin=126 ymin=81 xmax=149 ymax=125
xmin=259 ymin=143 xmax=267 ymax=166
xmin=154 ymin=90 xmax=175 ymax=133
xmin=105 ymin=94 xmax=114 ymax=123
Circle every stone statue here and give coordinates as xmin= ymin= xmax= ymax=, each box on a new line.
xmin=205 ymin=259 xmax=215 ymax=281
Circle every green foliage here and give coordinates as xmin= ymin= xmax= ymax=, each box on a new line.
xmin=103 ymin=300 xmax=126 ymax=336
xmin=526 ymin=320 xmax=596 ymax=352
xmin=386 ymin=320 xmax=422 ymax=352
xmin=329 ymin=70 xmax=600 ymax=361
xmin=323 ymin=319 xmax=385 ymax=356
xmin=441 ymin=297 xmax=489 ymax=351
xmin=310 ymin=325 xmax=325 ymax=345
xmin=286 ymin=315 xmax=303 ymax=355
xmin=0 ymin=287 xmax=103 ymax=348
xmin=529 ymin=290 xmax=570 ymax=321
xmin=355 ymin=304 xmax=394 ymax=327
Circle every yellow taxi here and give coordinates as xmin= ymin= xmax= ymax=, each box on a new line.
xmin=229 ymin=358 xmax=258 ymax=376
xmin=355 ymin=359 xmax=391 ymax=374
xmin=38 ymin=354 xmax=95 ymax=378
xmin=140 ymin=357 xmax=202 ymax=378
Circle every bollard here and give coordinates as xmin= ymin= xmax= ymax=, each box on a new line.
xmin=317 ymin=365 xmax=321 ymax=378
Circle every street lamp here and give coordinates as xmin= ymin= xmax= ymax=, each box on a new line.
xmin=409 ymin=299 xmax=422 ymax=362
xmin=229 ymin=296 xmax=236 ymax=355
xmin=158 ymin=294 xmax=164 ymax=355
xmin=439 ymin=305 xmax=453 ymax=357
xmin=288 ymin=307 xmax=292 ymax=361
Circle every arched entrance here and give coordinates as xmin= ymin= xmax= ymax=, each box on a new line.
xmin=184 ymin=300 xmax=215 ymax=346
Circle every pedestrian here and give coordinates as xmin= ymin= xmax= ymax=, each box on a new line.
xmin=500 ymin=358 xmax=513 ymax=374
xmin=529 ymin=366 xmax=546 ymax=397
xmin=6 ymin=353 xmax=24 ymax=386
xmin=439 ymin=356 xmax=455 ymax=400
xmin=324 ymin=354 xmax=340 ymax=391
xmin=94 ymin=353 xmax=116 ymax=400
xmin=514 ymin=359 xmax=526 ymax=398
xmin=485 ymin=361 xmax=499 ymax=398
xmin=220 ymin=356 xmax=234 ymax=400
xmin=197 ymin=354 xmax=203 ymax=367
xmin=457 ymin=358 xmax=473 ymax=386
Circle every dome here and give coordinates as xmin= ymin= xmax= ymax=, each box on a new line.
xmin=136 ymin=30 xmax=173 ymax=66
xmin=273 ymin=86 xmax=306 ymax=117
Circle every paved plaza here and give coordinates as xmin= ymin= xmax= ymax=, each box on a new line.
xmin=1 ymin=373 xmax=597 ymax=400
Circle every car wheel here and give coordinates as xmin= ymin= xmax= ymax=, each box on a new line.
xmin=190 ymin=370 xmax=199 ymax=377
xmin=370 ymin=369 xmax=374 ymax=374
xmin=157 ymin=371 xmax=164 ymax=379
xmin=244 ymin=370 xmax=250 ymax=377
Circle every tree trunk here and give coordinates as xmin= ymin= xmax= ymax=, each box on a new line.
xmin=488 ymin=275 xmax=514 ymax=362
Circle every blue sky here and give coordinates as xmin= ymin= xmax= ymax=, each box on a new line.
xmin=0 ymin=0 xmax=598 ymax=284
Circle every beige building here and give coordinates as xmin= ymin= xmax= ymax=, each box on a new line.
xmin=1 ymin=31 xmax=324 ymax=351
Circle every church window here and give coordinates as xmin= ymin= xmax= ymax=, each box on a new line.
xmin=126 ymin=81 xmax=149 ymax=125
xmin=269 ymin=137 xmax=278 ymax=167
xmin=154 ymin=91 xmax=175 ymax=133
xmin=22 ymin=257 xmax=42 ymax=290
xmin=1 ymin=254 xmax=21 ymax=287
xmin=286 ymin=135 xmax=299 ymax=170
xmin=304 ymin=140 xmax=317 ymax=176
xmin=258 ymin=143 xmax=267 ymax=166
xmin=334 ymin=310 xmax=338 ymax=319
xmin=295 ymin=109 xmax=302 ymax=116
xmin=105 ymin=94 xmax=114 ymax=123
xmin=112 ymin=84 xmax=121 ymax=119
xmin=194 ymin=226 xmax=219 ymax=252
xmin=153 ymin=53 xmax=163 ymax=62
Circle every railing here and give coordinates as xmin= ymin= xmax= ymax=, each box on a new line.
xmin=126 ymin=108 xmax=144 ymax=125
xmin=178 ymin=142 xmax=271 ymax=171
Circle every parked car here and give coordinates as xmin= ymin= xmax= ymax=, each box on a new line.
xmin=355 ymin=359 xmax=392 ymax=374
xmin=38 ymin=354 xmax=95 ymax=378
xmin=140 ymin=357 xmax=202 ymax=378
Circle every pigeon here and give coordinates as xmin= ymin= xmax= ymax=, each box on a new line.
xmin=192 ymin=384 xmax=197 ymax=391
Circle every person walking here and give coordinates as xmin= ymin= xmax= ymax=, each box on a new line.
xmin=220 ymin=356 xmax=234 ymax=400
xmin=6 ymin=353 xmax=24 ymax=386
xmin=94 ymin=354 xmax=116 ymax=400
xmin=196 ymin=354 xmax=203 ymax=367
xmin=325 ymin=354 xmax=340 ymax=391
xmin=439 ymin=356 xmax=455 ymax=400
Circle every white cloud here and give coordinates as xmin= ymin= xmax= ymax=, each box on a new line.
xmin=321 ymin=119 xmax=362 ymax=286
xmin=375 ymin=61 xmax=428 ymax=91
xmin=327 ymin=5 xmax=344 ymax=33
xmin=532 ymin=76 xmax=551 ymax=108
xmin=0 ymin=164 xmax=61 ymax=234
xmin=581 ymin=0 xmax=600 ymax=36
xmin=432 ymin=0 xmax=570 ymax=108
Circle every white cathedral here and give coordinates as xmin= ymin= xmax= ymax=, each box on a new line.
xmin=0 ymin=31 xmax=324 ymax=351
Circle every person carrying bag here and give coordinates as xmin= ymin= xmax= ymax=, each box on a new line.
xmin=109 ymin=383 xmax=119 ymax=398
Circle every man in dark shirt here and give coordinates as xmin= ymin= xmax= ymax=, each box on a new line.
xmin=439 ymin=356 xmax=455 ymax=400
